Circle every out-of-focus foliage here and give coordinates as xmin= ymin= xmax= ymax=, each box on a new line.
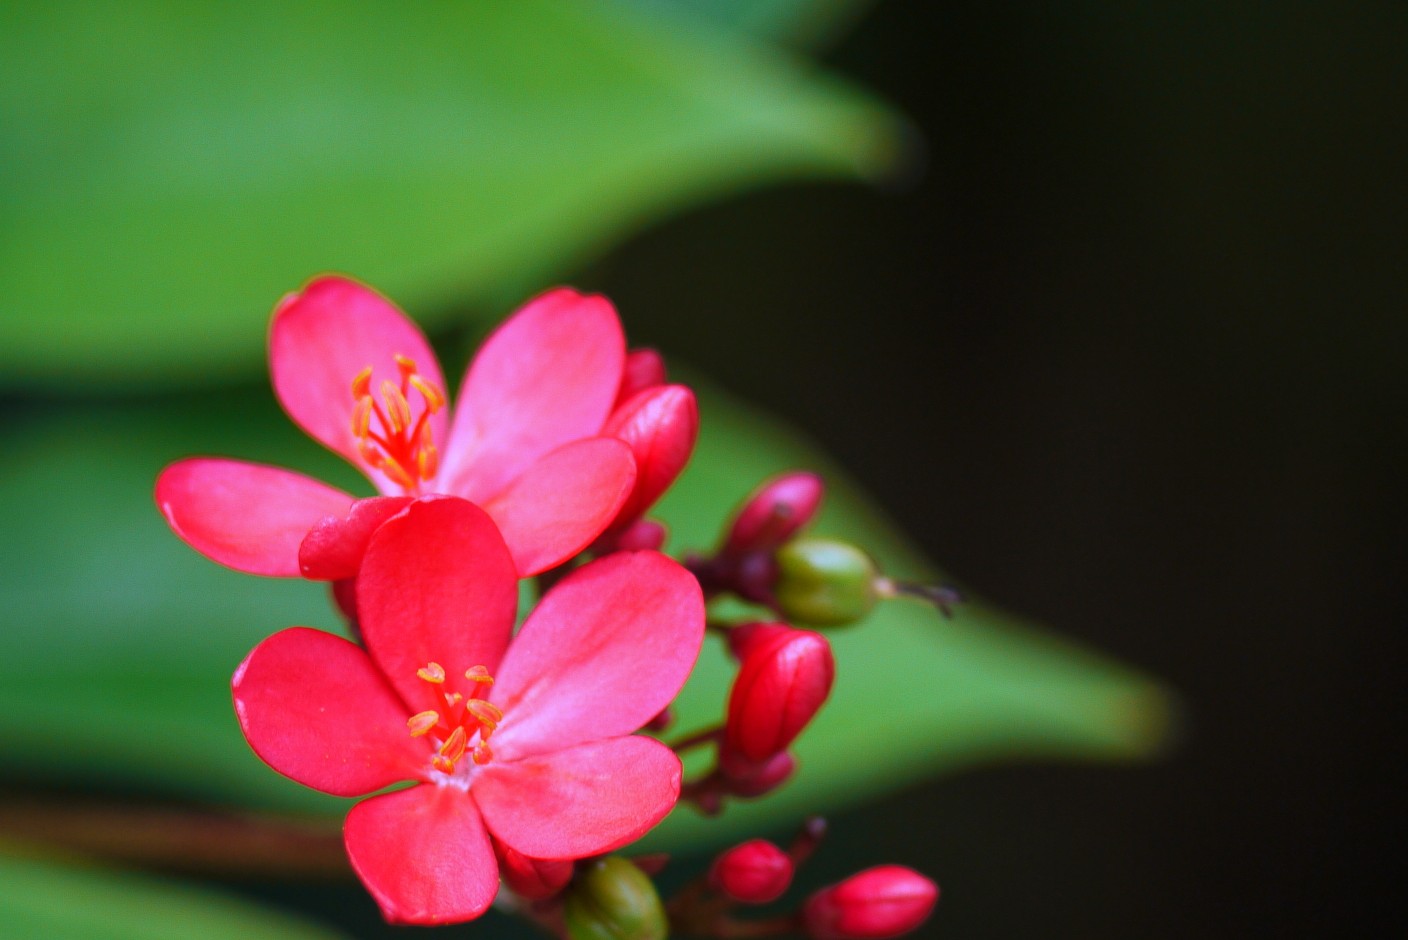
xmin=0 ymin=0 xmax=902 ymax=390
xmin=0 ymin=377 xmax=1169 ymax=849
xmin=0 ymin=851 xmax=348 ymax=939
xmin=629 ymin=0 xmax=879 ymax=49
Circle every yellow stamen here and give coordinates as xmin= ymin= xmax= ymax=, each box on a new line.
xmin=350 ymin=397 xmax=372 ymax=439
xmin=438 ymin=726 xmax=468 ymax=765
xmin=381 ymin=381 xmax=412 ymax=434
xmin=407 ymin=711 xmax=440 ymax=737
xmin=394 ymin=354 xmax=418 ymax=376
xmin=350 ymin=366 xmax=373 ymax=399
xmin=409 ymin=374 xmax=446 ymax=413
xmin=464 ymin=665 xmax=494 ymax=685
xmin=416 ymin=662 xmax=446 ymax=684
xmin=466 ymin=700 xmax=502 ymax=738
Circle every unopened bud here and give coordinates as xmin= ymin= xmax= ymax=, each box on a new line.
xmin=606 ymin=518 xmax=669 ymax=553
xmin=726 ymin=621 xmax=793 ymax=661
xmin=725 ymin=472 xmax=825 ymax=556
xmin=719 ymin=749 xmax=796 ymax=798
xmin=710 ymin=839 xmax=794 ymax=904
xmin=802 ymin=866 xmax=938 ymax=940
xmin=773 ymin=538 xmax=880 ymax=627
xmin=604 ymin=385 xmax=699 ymax=531
xmin=616 ymin=347 xmax=668 ymax=406
xmin=497 ymin=843 xmax=573 ymax=901
xmin=725 ymin=628 xmax=835 ymax=762
xmin=564 ymin=856 xmax=668 ymax=940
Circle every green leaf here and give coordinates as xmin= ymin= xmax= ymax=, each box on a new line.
xmin=0 ymin=0 xmax=903 ymax=390
xmin=0 ymin=851 xmax=346 ymax=940
xmin=0 ymin=376 xmax=1170 ymax=853
xmin=626 ymin=0 xmax=879 ymax=49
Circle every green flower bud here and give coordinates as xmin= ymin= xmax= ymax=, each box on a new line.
xmin=773 ymin=537 xmax=880 ymax=627
xmin=564 ymin=856 xmax=668 ymax=940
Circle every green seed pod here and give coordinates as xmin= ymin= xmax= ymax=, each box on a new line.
xmin=564 ymin=856 xmax=668 ymax=940
xmin=773 ymin=537 xmax=879 ymax=627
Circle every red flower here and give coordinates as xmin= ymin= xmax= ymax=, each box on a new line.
xmin=157 ymin=276 xmax=695 ymax=578
xmin=231 ymin=497 xmax=704 ymax=924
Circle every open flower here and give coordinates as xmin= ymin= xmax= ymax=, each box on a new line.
xmin=157 ymin=276 xmax=693 ymax=577
xmin=232 ymin=497 xmax=704 ymax=923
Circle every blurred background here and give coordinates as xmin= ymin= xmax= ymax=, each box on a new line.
xmin=2 ymin=2 xmax=1403 ymax=937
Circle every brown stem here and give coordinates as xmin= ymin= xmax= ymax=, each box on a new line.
xmin=0 ymin=798 xmax=348 ymax=878
xmin=669 ymin=725 xmax=723 ymax=754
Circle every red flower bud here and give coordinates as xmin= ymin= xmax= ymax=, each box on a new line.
xmin=496 ymin=842 xmax=574 ymax=901
xmin=719 ymin=749 xmax=796 ymax=798
xmin=616 ymin=347 xmax=668 ymax=406
xmin=726 ymin=621 xmax=794 ymax=661
xmin=604 ymin=385 xmax=698 ymax=530
xmin=724 ymin=628 xmax=835 ymax=762
xmin=725 ymin=472 xmax=824 ymax=556
xmin=802 ymin=866 xmax=938 ymax=940
xmin=709 ymin=839 xmax=794 ymax=904
xmin=609 ymin=519 xmax=668 ymax=552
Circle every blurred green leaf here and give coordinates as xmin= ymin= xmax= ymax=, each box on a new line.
xmin=0 ymin=851 xmax=346 ymax=940
xmin=0 ymin=374 xmax=1169 ymax=851
xmin=0 ymin=0 xmax=903 ymax=390
xmin=627 ymin=0 xmax=879 ymax=49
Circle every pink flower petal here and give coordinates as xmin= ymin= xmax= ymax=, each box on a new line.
xmin=345 ymin=785 xmax=499 ymax=925
xmin=356 ymin=497 xmax=518 ymax=713
xmin=231 ymin=628 xmax=427 ymax=796
xmin=482 ymin=437 xmax=636 ymax=576
xmin=475 ymin=736 xmax=681 ymax=860
xmin=439 ymin=288 xmax=625 ymax=503
xmin=155 ymin=458 xmax=352 ymax=577
xmin=489 ymin=552 xmax=704 ymax=760
xmin=603 ymin=385 xmax=698 ymax=529
xmin=615 ymin=347 xmax=666 ymax=407
xmin=269 ymin=276 xmax=447 ymax=494
xmin=298 ymin=495 xmax=413 ymax=580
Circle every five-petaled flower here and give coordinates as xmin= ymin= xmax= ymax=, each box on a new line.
xmin=156 ymin=276 xmax=696 ymax=579
xmin=232 ymin=497 xmax=704 ymax=924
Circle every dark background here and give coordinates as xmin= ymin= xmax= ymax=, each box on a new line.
xmin=588 ymin=3 xmax=1404 ymax=936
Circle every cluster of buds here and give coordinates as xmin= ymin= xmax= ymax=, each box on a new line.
xmin=156 ymin=278 xmax=944 ymax=937
xmin=657 ymin=819 xmax=936 ymax=939
xmin=690 ymin=474 xmax=964 ymax=628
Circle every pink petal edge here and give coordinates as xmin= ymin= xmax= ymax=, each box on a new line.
xmin=475 ymin=736 xmax=682 ymax=860
xmin=156 ymin=458 xmax=352 ymax=577
xmin=439 ymin=288 xmax=625 ymax=503
xmin=232 ymin=627 xmax=426 ymax=796
xmin=490 ymin=551 xmax=704 ymax=760
xmin=345 ymin=785 xmax=499 ymax=925
xmin=483 ymin=437 xmax=636 ymax=576
xmin=269 ymin=275 xmax=447 ymax=495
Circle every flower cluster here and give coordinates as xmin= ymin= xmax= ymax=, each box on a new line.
xmin=157 ymin=277 xmax=941 ymax=937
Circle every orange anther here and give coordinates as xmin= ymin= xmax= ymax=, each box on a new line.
xmin=466 ymin=700 xmax=502 ymax=738
xmin=445 ymin=692 xmax=464 ymax=707
xmin=407 ymin=711 xmax=440 ymax=737
xmin=416 ymin=663 xmax=446 ymax=684
xmin=464 ymin=665 xmax=494 ymax=685
xmin=350 ymin=366 xmax=373 ymax=399
xmin=439 ymin=726 xmax=468 ymax=765
xmin=350 ymin=397 xmax=372 ymax=439
xmin=394 ymin=354 xmax=418 ymax=376
xmin=472 ymin=742 xmax=494 ymax=766
xmin=409 ymin=374 xmax=446 ymax=413
xmin=381 ymin=381 xmax=412 ymax=434
xmin=432 ymin=754 xmax=456 ymax=774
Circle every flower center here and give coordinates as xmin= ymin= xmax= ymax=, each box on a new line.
xmin=406 ymin=662 xmax=501 ymax=774
xmin=349 ymin=355 xmax=446 ymax=495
